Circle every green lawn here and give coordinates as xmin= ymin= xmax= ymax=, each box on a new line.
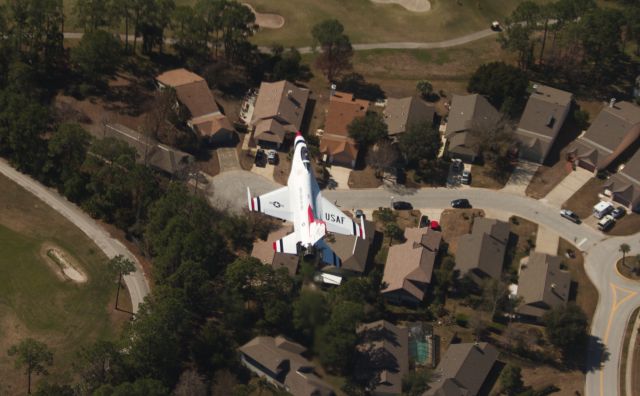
xmin=0 ymin=174 xmax=128 ymax=394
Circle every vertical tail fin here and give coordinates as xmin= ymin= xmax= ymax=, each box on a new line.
xmin=247 ymin=187 xmax=252 ymax=211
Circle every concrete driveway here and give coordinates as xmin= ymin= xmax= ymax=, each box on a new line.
xmin=251 ymin=162 xmax=279 ymax=183
xmin=535 ymin=225 xmax=560 ymax=255
xmin=209 ymin=169 xmax=279 ymax=212
xmin=327 ymin=166 xmax=352 ymax=190
xmin=542 ymin=167 xmax=593 ymax=207
xmin=217 ymin=148 xmax=241 ymax=172
xmin=501 ymin=161 xmax=539 ymax=196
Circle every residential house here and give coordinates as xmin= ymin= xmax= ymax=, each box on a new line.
xmin=156 ymin=68 xmax=235 ymax=145
xmin=424 ymin=342 xmax=499 ymax=396
xmin=320 ymin=91 xmax=370 ymax=168
xmin=516 ymin=252 xmax=571 ymax=320
xmin=382 ymin=227 xmax=442 ymax=306
xmin=251 ymin=80 xmax=310 ymax=149
xmin=354 ymin=320 xmax=409 ymax=396
xmin=104 ymin=124 xmax=193 ymax=175
xmin=323 ymin=219 xmax=376 ymax=274
xmin=384 ymin=96 xmax=436 ymax=139
xmin=568 ymin=100 xmax=640 ymax=173
xmin=515 ymin=84 xmax=573 ymax=164
xmin=603 ymin=136 xmax=640 ymax=211
xmin=455 ymin=218 xmax=510 ymax=283
xmin=444 ymin=94 xmax=501 ymax=163
xmin=239 ymin=336 xmax=335 ymax=396
xmin=251 ymin=224 xmax=299 ymax=276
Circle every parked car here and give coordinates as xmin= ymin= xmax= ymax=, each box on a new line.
xmin=461 ymin=170 xmax=471 ymax=185
xmin=430 ymin=220 xmax=441 ymax=231
xmin=560 ymin=209 xmax=581 ymax=224
xmin=419 ymin=215 xmax=430 ymax=228
xmin=255 ymin=149 xmax=267 ymax=167
xmin=392 ymin=201 xmax=413 ymax=210
xmin=452 ymin=159 xmax=463 ymax=172
xmin=267 ymin=150 xmax=279 ymax=165
xmin=355 ymin=209 xmax=365 ymax=219
xmin=597 ymin=214 xmax=615 ymax=231
xmin=593 ymin=201 xmax=614 ymax=219
xmin=451 ymin=198 xmax=471 ymax=208
xmin=611 ymin=206 xmax=626 ymax=219
xmin=491 ymin=21 xmax=502 ymax=31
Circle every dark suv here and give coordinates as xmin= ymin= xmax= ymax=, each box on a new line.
xmin=451 ymin=199 xmax=471 ymax=208
xmin=392 ymin=201 xmax=413 ymax=210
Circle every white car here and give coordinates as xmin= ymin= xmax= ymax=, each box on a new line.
xmin=461 ymin=170 xmax=471 ymax=185
xmin=597 ymin=215 xmax=615 ymax=231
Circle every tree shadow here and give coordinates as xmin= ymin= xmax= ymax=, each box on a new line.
xmin=583 ymin=335 xmax=610 ymax=373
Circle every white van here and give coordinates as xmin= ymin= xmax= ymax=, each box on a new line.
xmin=593 ymin=201 xmax=614 ymax=219
xmin=597 ymin=215 xmax=615 ymax=231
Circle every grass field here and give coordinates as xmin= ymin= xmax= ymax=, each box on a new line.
xmin=0 ymin=174 xmax=130 ymax=394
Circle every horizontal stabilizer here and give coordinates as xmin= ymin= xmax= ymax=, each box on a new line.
xmin=273 ymin=232 xmax=299 ymax=255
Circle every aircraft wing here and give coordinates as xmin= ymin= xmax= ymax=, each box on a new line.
xmin=247 ymin=187 xmax=292 ymax=222
xmin=273 ymin=231 xmax=299 ymax=255
xmin=315 ymin=239 xmax=342 ymax=268
xmin=317 ymin=196 xmax=365 ymax=239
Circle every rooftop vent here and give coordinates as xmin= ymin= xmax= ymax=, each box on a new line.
xmin=546 ymin=115 xmax=555 ymax=128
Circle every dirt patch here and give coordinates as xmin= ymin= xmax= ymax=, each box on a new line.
xmin=470 ymin=164 xmax=510 ymax=190
xmin=562 ymin=177 xmax=605 ymax=218
xmin=40 ymin=243 xmax=87 ymax=283
xmin=243 ymin=3 xmax=285 ymax=29
xmin=608 ymin=213 xmax=640 ymax=236
xmin=526 ymin=159 xmax=573 ymax=199
xmin=440 ymin=209 xmax=485 ymax=255
xmin=348 ymin=167 xmax=383 ymax=189
xmin=520 ymin=364 xmax=584 ymax=396
xmin=273 ymin=155 xmax=292 ymax=185
xmin=370 ymin=0 xmax=431 ymax=12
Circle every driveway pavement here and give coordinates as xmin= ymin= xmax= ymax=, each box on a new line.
xmin=543 ymin=167 xmax=593 ymax=207
xmin=208 ymin=170 xmax=279 ymax=212
xmin=0 ymin=160 xmax=150 ymax=313
xmin=327 ymin=166 xmax=351 ymax=190
xmin=251 ymin=162 xmax=278 ymax=183
xmin=501 ymin=161 xmax=539 ymax=196
xmin=217 ymin=148 xmax=241 ymax=172
xmin=535 ymin=225 xmax=560 ymax=255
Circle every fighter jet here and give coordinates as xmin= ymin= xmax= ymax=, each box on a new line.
xmin=247 ymin=132 xmax=365 ymax=267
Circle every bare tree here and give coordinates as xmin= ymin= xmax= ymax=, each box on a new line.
xmin=366 ymin=140 xmax=399 ymax=178
xmin=174 ymin=369 xmax=207 ymax=396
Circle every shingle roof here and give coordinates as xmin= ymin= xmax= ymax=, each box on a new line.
xmin=355 ymin=320 xmax=409 ymax=396
xmin=104 ymin=124 xmax=193 ymax=175
xmin=445 ymin=94 xmax=500 ymax=137
xmin=251 ymin=224 xmax=299 ymax=276
xmin=324 ymin=92 xmax=369 ymax=137
xmin=156 ymin=68 xmax=220 ymax=119
xmin=515 ymin=84 xmax=573 ymax=162
xmin=324 ymin=220 xmax=375 ymax=273
xmin=239 ymin=336 xmax=334 ymax=396
xmin=384 ymin=96 xmax=436 ymax=136
xmin=517 ymin=252 xmax=571 ymax=318
xmin=382 ymin=228 xmax=441 ymax=302
xmin=192 ymin=113 xmax=234 ymax=138
xmin=251 ymin=80 xmax=309 ymax=144
xmin=572 ymin=102 xmax=640 ymax=170
xmin=319 ymin=134 xmax=359 ymax=161
xmin=455 ymin=218 xmax=509 ymax=280
xmin=424 ymin=343 xmax=499 ymax=396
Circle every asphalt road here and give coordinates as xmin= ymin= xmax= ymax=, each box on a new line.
xmin=0 ymin=159 xmax=150 ymax=314
xmin=211 ymin=169 xmax=638 ymax=396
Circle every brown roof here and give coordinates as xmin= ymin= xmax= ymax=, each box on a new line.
xmin=517 ymin=252 xmax=571 ymax=318
xmin=239 ymin=336 xmax=334 ymax=396
xmin=447 ymin=131 xmax=480 ymax=159
xmin=455 ymin=218 xmax=509 ymax=280
xmin=384 ymin=96 xmax=436 ymax=136
xmin=251 ymin=224 xmax=299 ymax=276
xmin=325 ymin=92 xmax=370 ymax=137
xmin=516 ymin=84 xmax=573 ymax=163
xmin=425 ymin=343 xmax=499 ymax=396
xmin=192 ymin=113 xmax=234 ymax=138
xmin=251 ymin=80 xmax=309 ymax=144
xmin=445 ymin=94 xmax=500 ymax=137
xmin=572 ymin=102 xmax=640 ymax=170
xmin=156 ymin=68 xmax=220 ymax=119
xmin=382 ymin=228 xmax=441 ymax=302
xmin=324 ymin=220 xmax=375 ymax=273
xmin=104 ymin=124 xmax=193 ymax=175
xmin=604 ymin=149 xmax=640 ymax=209
xmin=319 ymin=134 xmax=359 ymax=162
xmin=355 ymin=320 xmax=409 ymax=396
xmin=254 ymin=118 xmax=292 ymax=144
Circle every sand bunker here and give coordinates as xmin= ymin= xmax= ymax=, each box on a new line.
xmin=243 ymin=3 xmax=285 ymax=29
xmin=371 ymin=0 xmax=431 ymax=12
xmin=41 ymin=244 xmax=88 ymax=283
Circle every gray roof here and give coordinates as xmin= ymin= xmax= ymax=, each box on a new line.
xmin=104 ymin=124 xmax=193 ymax=175
xmin=424 ymin=343 xmax=499 ymax=396
xmin=517 ymin=252 xmax=571 ymax=318
xmin=515 ymin=84 xmax=573 ymax=163
xmin=445 ymin=94 xmax=500 ymax=137
xmin=571 ymin=102 xmax=640 ymax=170
xmin=447 ymin=131 xmax=480 ymax=158
xmin=455 ymin=218 xmax=509 ymax=280
xmin=324 ymin=219 xmax=375 ymax=273
xmin=355 ymin=320 xmax=409 ymax=396
xmin=384 ymin=96 xmax=436 ymax=136
xmin=239 ymin=336 xmax=334 ymax=396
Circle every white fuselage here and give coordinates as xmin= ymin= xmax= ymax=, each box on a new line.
xmin=288 ymin=136 xmax=323 ymax=249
